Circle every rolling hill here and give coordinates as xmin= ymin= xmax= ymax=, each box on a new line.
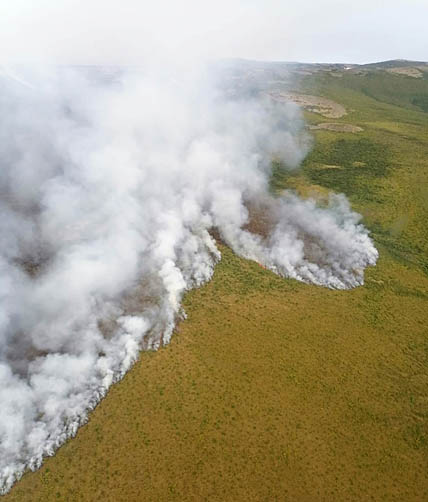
xmin=4 ymin=60 xmax=428 ymax=502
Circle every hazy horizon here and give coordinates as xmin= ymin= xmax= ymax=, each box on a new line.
xmin=0 ymin=1 xmax=426 ymax=66
xmin=1 ymin=57 xmax=427 ymax=67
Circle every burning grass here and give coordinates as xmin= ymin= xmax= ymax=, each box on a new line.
xmin=4 ymin=68 xmax=428 ymax=502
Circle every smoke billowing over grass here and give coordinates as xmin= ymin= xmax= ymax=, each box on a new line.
xmin=0 ymin=62 xmax=377 ymax=493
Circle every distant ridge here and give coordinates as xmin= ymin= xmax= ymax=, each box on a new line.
xmin=359 ymin=59 xmax=428 ymax=68
xmin=221 ymin=58 xmax=427 ymax=68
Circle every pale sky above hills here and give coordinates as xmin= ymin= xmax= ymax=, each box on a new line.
xmin=0 ymin=0 xmax=427 ymax=65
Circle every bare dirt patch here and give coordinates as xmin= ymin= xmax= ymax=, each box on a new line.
xmin=309 ymin=122 xmax=363 ymax=133
xmin=318 ymin=164 xmax=343 ymax=169
xmin=386 ymin=67 xmax=423 ymax=78
xmin=269 ymin=91 xmax=347 ymax=118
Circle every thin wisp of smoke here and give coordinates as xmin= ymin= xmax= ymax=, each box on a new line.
xmin=0 ymin=66 xmax=377 ymax=493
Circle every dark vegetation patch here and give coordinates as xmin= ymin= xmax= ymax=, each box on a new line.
xmin=411 ymin=95 xmax=428 ymax=113
xmin=269 ymin=159 xmax=293 ymax=194
xmin=339 ymin=72 xmax=428 ymax=114
xmin=302 ymin=138 xmax=389 ymax=202
xmin=370 ymin=224 xmax=428 ymax=277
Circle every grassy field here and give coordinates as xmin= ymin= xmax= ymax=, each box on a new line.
xmin=4 ymin=68 xmax=428 ymax=501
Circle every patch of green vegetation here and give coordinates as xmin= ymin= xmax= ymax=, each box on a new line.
xmin=412 ymin=94 xmax=428 ymax=113
xmin=302 ymin=137 xmax=389 ymax=201
xmin=297 ymin=70 xmax=428 ymax=115
xmin=371 ymin=225 xmax=428 ymax=276
xmin=355 ymin=72 xmax=428 ymax=113
xmin=269 ymin=159 xmax=293 ymax=194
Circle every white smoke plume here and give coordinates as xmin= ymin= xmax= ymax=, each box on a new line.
xmin=0 ymin=62 xmax=377 ymax=494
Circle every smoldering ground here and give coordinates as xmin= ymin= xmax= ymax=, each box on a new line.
xmin=0 ymin=63 xmax=378 ymax=493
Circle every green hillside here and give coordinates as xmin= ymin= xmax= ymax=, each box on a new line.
xmin=330 ymin=72 xmax=427 ymax=112
xmin=5 ymin=65 xmax=428 ymax=502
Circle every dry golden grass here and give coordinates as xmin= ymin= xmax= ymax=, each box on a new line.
xmin=5 ymin=245 xmax=428 ymax=502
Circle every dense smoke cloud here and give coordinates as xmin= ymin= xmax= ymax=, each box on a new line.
xmin=0 ymin=63 xmax=377 ymax=493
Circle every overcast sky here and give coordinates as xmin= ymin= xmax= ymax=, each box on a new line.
xmin=0 ymin=0 xmax=427 ymax=65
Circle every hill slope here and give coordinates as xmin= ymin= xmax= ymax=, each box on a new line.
xmin=5 ymin=63 xmax=428 ymax=501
